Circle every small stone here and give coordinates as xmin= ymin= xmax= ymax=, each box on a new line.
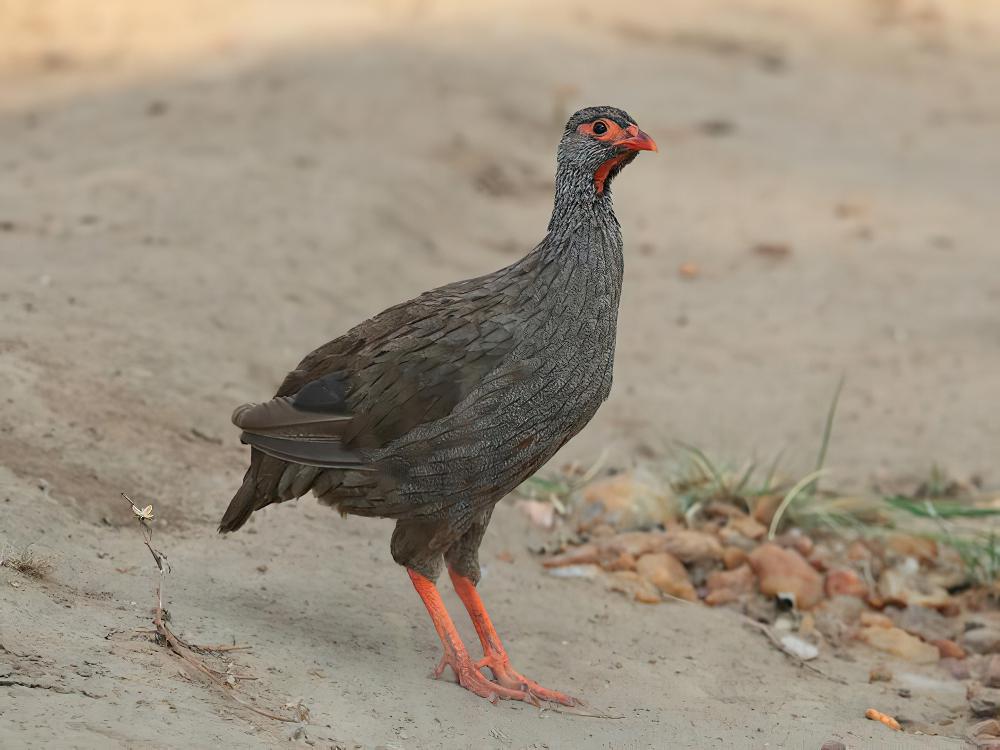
xmin=547 ymin=564 xmax=601 ymax=579
xmin=751 ymin=495 xmax=781 ymax=526
xmin=576 ymin=471 xmax=676 ymax=532
xmin=704 ymin=564 xmax=755 ymax=606
xmin=749 ymin=543 xmax=824 ymax=609
xmin=886 ymin=533 xmax=937 ymax=563
xmin=609 ymin=532 xmax=673 ymax=559
xmin=589 ymin=521 xmax=616 ymax=537
xmin=878 ymin=565 xmax=951 ymax=609
xmin=858 ymin=626 xmax=940 ymax=663
xmin=860 ymin=611 xmax=894 ymax=629
xmin=986 ymin=655 xmax=1000 ymax=688
xmin=780 ymin=634 xmax=819 ymax=660
xmin=815 ymin=595 xmax=866 ymax=643
xmin=677 ymin=261 xmax=699 ymax=279
xmin=933 ymin=639 xmax=967 ymax=660
xmin=964 ymin=628 xmax=1000 ymax=655
xmin=894 ymin=605 xmax=956 ymax=643
xmin=846 ymin=540 xmax=873 ymax=562
xmin=753 ymin=241 xmax=791 ymax=259
xmin=968 ymin=683 xmax=1000 ymax=718
xmin=635 ymin=552 xmax=696 ymax=601
xmin=869 ymin=663 xmax=893 ymax=682
xmin=544 ymin=531 xmax=670 ymax=568
xmin=970 ymin=718 xmax=1000 ymax=738
xmin=516 ymin=499 xmax=556 ymax=530
xmin=606 ymin=570 xmax=662 ymax=604
xmin=662 ymin=529 xmax=724 ymax=564
xmin=727 ymin=515 xmax=767 ymax=540
xmin=941 ymin=657 xmax=971 ymax=680
xmin=602 ymin=552 xmax=637 ymax=572
xmin=718 ymin=527 xmax=757 ymax=551
xmin=824 ymin=568 xmax=868 ymax=598
xmin=773 ymin=529 xmax=814 ymax=557
xmin=703 ymin=501 xmax=745 ymax=519
xmin=723 ymin=546 xmax=748 ymax=570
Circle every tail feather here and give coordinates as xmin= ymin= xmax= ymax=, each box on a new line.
xmin=218 ymin=470 xmax=258 ymax=533
xmin=219 ymin=448 xmax=287 ymax=533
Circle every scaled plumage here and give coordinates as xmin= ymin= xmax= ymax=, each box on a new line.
xmin=220 ymin=105 xmax=656 ymax=705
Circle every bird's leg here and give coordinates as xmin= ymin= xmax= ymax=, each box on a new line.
xmin=406 ymin=568 xmax=535 ymax=704
xmin=448 ymin=567 xmax=579 ymax=706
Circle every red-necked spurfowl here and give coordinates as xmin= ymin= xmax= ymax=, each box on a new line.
xmin=220 ymin=106 xmax=657 ymax=705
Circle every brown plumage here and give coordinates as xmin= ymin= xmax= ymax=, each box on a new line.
xmin=220 ymin=105 xmax=656 ymax=705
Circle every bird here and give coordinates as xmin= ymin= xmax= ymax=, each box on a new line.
xmin=219 ymin=105 xmax=657 ymax=705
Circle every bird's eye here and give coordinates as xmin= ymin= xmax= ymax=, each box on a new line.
xmin=592 ymin=120 xmax=608 ymax=135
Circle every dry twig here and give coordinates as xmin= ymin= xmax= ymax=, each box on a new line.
xmin=120 ymin=493 xmax=294 ymax=723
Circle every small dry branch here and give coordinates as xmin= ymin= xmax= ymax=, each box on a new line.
xmin=120 ymin=493 xmax=295 ymax=723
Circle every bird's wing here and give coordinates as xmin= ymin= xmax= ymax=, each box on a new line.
xmin=235 ymin=289 xmax=520 ymax=467
xmin=231 ymin=380 xmax=366 ymax=468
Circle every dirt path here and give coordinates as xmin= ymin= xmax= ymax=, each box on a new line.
xmin=1 ymin=1 xmax=997 ymax=747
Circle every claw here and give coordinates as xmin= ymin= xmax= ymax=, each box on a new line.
xmin=475 ymin=653 xmax=578 ymax=706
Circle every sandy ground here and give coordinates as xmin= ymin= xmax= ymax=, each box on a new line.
xmin=2 ymin=1 xmax=998 ymax=747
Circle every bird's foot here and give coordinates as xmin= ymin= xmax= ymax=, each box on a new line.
xmin=433 ymin=653 xmax=539 ymax=705
xmin=474 ymin=653 xmax=579 ymax=706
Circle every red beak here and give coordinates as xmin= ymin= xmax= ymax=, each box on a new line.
xmin=614 ymin=124 xmax=658 ymax=153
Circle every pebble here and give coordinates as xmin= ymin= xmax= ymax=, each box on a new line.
xmin=878 ymin=565 xmax=950 ymax=609
xmin=894 ymin=605 xmax=956 ymax=642
xmin=968 ymin=683 xmax=1000 ymax=718
xmin=987 ymin=655 xmax=1000 ymax=688
xmin=964 ymin=628 xmax=1000 ymax=655
xmin=704 ymin=564 xmax=755 ymax=606
xmin=860 ymin=611 xmax=894 ymax=629
xmin=780 ymin=634 xmax=819 ymax=661
xmin=941 ymin=657 xmax=972 ymax=680
xmin=547 ymin=564 xmax=601 ymax=579
xmin=727 ymin=515 xmax=767 ymax=540
xmin=869 ymin=664 xmax=893 ymax=682
xmin=635 ymin=552 xmax=696 ymax=601
xmin=602 ymin=551 xmax=637 ymax=572
xmin=886 ymin=533 xmax=937 ymax=563
xmin=606 ymin=570 xmax=661 ymax=604
xmin=662 ymin=529 xmax=723 ymax=564
xmin=515 ymin=499 xmax=556 ymax=530
xmin=722 ymin=546 xmax=748 ymax=570
xmin=857 ymin=626 xmax=940 ymax=663
xmin=576 ymin=471 xmax=675 ymax=532
xmin=748 ymin=543 xmax=824 ymax=609
xmin=751 ymin=494 xmax=781 ymax=526
xmin=773 ymin=529 xmax=814 ymax=557
xmin=970 ymin=718 xmax=1000 ymax=739
xmin=815 ymin=595 xmax=866 ymax=643
xmin=933 ymin=639 xmax=967 ymax=660
xmin=824 ymin=568 xmax=868 ymax=598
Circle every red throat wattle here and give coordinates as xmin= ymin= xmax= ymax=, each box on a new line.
xmin=577 ymin=120 xmax=658 ymax=195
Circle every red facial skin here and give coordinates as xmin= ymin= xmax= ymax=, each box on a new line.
xmin=576 ymin=119 xmax=658 ymax=194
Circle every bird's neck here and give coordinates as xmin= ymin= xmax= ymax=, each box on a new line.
xmin=541 ymin=164 xmax=623 ymax=273
xmin=547 ymin=164 xmax=618 ymax=236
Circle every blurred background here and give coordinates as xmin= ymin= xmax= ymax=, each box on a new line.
xmin=1 ymin=0 xmax=998 ymax=523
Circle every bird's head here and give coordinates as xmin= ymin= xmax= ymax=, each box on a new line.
xmin=558 ymin=106 xmax=657 ymax=197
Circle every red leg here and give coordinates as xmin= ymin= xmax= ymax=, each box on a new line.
xmin=407 ymin=569 xmax=536 ymax=704
xmin=448 ymin=567 xmax=579 ymax=706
